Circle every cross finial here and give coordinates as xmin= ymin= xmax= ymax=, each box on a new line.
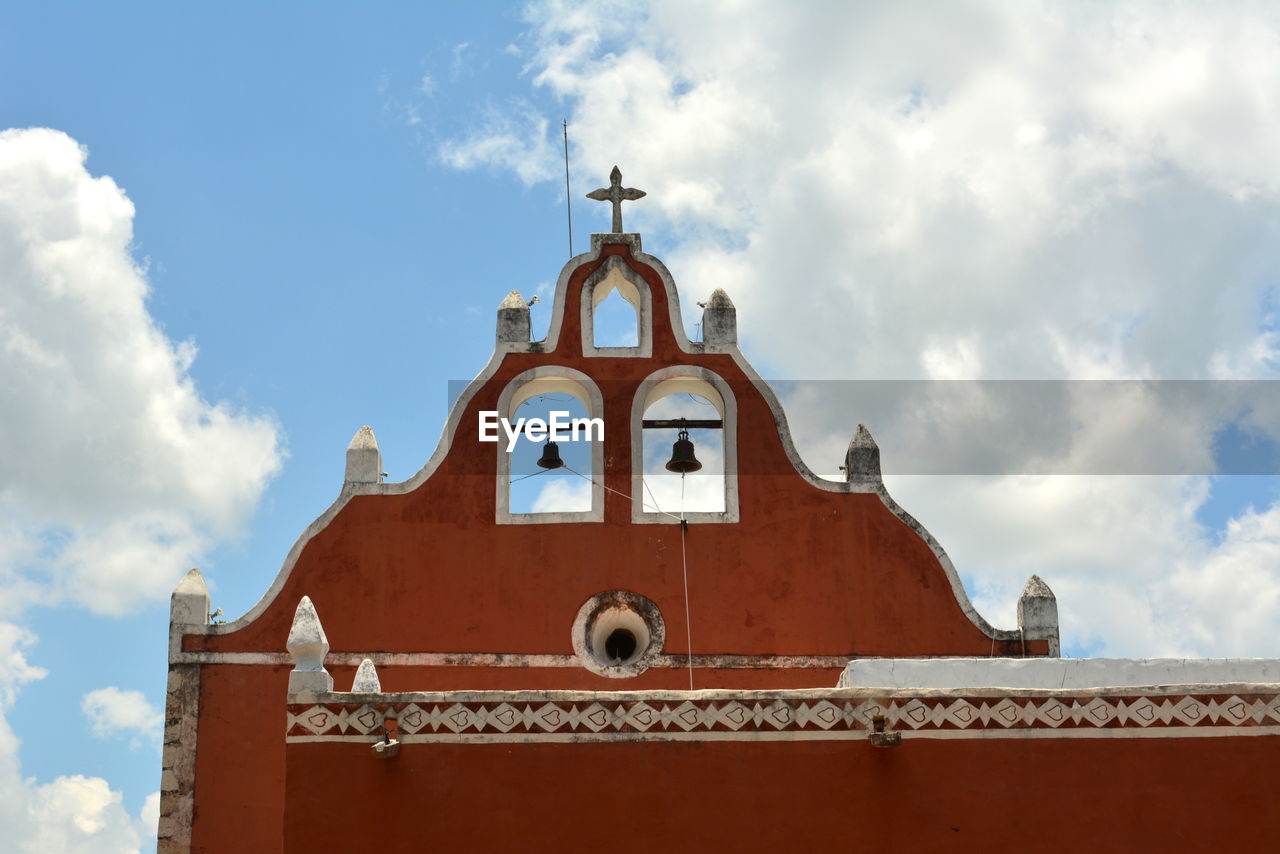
xmin=586 ymin=166 xmax=645 ymax=233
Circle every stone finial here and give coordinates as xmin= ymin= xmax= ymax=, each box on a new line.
xmin=345 ymin=426 xmax=383 ymax=484
xmin=844 ymin=424 xmax=882 ymax=484
xmin=352 ymin=658 xmax=382 ymax=693
xmin=286 ymin=596 xmax=333 ymax=693
xmin=1018 ymin=574 xmax=1061 ymax=657
xmin=496 ymin=290 xmax=531 ymax=344
xmin=170 ymin=568 xmax=210 ymax=625
xmin=701 ymin=288 xmax=737 ymax=349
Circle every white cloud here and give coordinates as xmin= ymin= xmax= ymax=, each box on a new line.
xmin=0 ymin=623 xmax=45 ymax=708
xmin=17 ymin=775 xmax=148 ymax=854
xmin=0 ymin=625 xmax=149 ymax=853
xmin=531 ymin=477 xmax=591 ymax=513
xmin=137 ymin=791 xmax=159 ymax=842
xmin=0 ymin=127 xmax=283 ymax=616
xmin=81 ymin=686 xmax=162 ymax=746
xmin=439 ymin=105 xmax=560 ymax=186
xmin=442 ymin=1 xmax=1280 ymax=655
xmin=467 ymin=1 xmax=1280 ymax=380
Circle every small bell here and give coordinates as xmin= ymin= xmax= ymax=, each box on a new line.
xmin=536 ymin=441 xmax=565 ymax=469
xmin=665 ymin=429 xmax=702 ymax=474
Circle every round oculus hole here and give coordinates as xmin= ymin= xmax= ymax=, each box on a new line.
xmin=572 ymin=591 xmax=665 ymax=677
xmin=588 ymin=606 xmax=649 ymax=668
xmin=604 ymin=628 xmax=638 ymax=663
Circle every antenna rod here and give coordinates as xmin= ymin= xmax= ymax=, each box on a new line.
xmin=563 ymin=119 xmax=573 ymax=258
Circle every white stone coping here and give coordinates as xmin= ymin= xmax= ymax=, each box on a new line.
xmin=839 ymin=657 xmax=1280 ymax=691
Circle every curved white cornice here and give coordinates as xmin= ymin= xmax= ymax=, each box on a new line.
xmin=181 ymin=235 xmax=1018 ymax=649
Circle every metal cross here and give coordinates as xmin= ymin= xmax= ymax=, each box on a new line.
xmin=586 ymin=166 xmax=646 ymax=233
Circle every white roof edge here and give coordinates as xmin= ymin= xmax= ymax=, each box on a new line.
xmin=840 ymin=657 xmax=1280 ymax=690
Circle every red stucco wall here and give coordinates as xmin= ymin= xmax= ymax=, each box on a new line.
xmin=284 ymin=735 xmax=1280 ymax=852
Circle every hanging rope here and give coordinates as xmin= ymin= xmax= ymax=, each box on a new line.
xmin=562 ymin=464 xmax=684 ymax=522
xmin=562 ymin=464 xmax=696 ymax=689
xmin=641 ymin=476 xmax=668 ymax=517
xmin=509 ymin=467 xmax=555 ymax=485
xmin=679 ymin=472 xmax=694 ymax=690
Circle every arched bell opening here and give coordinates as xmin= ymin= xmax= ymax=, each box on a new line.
xmin=631 ymin=369 xmax=739 ymax=523
xmin=641 ymin=391 xmax=726 ymax=514
xmin=496 ymin=369 xmax=605 ymax=524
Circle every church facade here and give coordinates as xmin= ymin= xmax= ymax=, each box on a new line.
xmin=158 ymin=171 xmax=1279 ymax=852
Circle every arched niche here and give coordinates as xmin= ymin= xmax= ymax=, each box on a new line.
xmin=581 ymin=255 xmax=653 ymax=358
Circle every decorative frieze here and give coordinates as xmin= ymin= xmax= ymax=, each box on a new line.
xmin=286 ymin=690 xmax=1280 ymax=744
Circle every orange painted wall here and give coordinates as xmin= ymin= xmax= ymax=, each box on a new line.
xmin=184 ymin=244 xmax=1046 ymax=852
xmin=285 ymin=735 xmax=1280 ymax=852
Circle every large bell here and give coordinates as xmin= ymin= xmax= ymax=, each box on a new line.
xmin=665 ymin=429 xmax=702 ymax=474
xmin=536 ymin=441 xmax=565 ymax=469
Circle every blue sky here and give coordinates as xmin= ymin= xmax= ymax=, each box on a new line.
xmin=6 ymin=2 xmax=1280 ymax=850
xmin=0 ymin=1 xmax=586 ymax=844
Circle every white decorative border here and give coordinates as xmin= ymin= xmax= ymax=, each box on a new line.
xmin=286 ymin=688 xmax=1280 ymax=744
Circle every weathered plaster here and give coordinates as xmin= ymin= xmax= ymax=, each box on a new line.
xmin=843 ymin=424 xmax=881 ymax=485
xmin=1017 ymin=574 xmax=1060 ymax=656
xmin=169 ymin=649 xmax=853 ymax=668
xmin=170 ymin=568 xmax=209 ymax=627
xmin=343 ymin=425 xmax=383 ymax=484
xmin=351 ymin=658 xmax=381 ymax=693
xmin=699 ymin=288 xmax=737 ymax=351
xmin=495 ymin=290 xmax=531 ymax=344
